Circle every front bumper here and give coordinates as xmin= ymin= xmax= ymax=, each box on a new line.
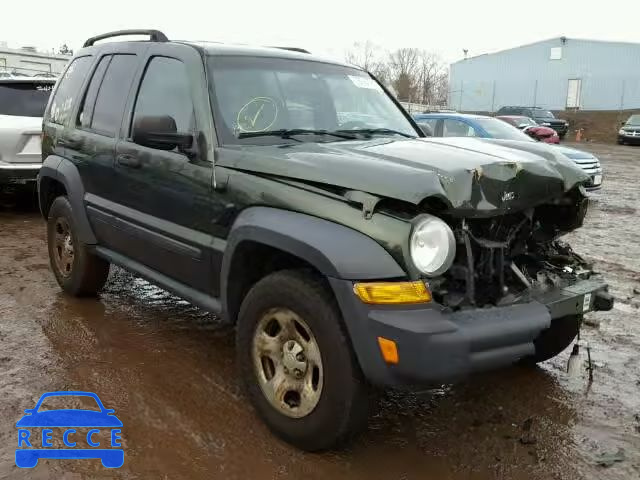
xmin=331 ymin=277 xmax=611 ymax=387
xmin=553 ymin=125 xmax=568 ymax=135
xmin=0 ymin=162 xmax=41 ymax=185
xmin=618 ymin=134 xmax=640 ymax=145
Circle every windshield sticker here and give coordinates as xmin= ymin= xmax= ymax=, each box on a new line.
xmin=236 ymin=97 xmax=278 ymax=133
xmin=348 ymin=75 xmax=379 ymax=89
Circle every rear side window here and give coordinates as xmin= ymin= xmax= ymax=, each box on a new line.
xmin=77 ymin=56 xmax=111 ymax=128
xmin=132 ymin=56 xmax=194 ymax=134
xmin=0 ymin=82 xmax=53 ymax=117
xmin=90 ymin=54 xmax=138 ymax=136
xmin=48 ymin=56 xmax=93 ymax=125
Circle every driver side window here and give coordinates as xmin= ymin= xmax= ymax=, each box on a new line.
xmin=132 ymin=56 xmax=195 ymax=138
xmin=442 ymin=119 xmax=478 ymax=137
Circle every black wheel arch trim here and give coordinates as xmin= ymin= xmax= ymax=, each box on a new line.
xmin=38 ymin=156 xmax=97 ymax=244
xmin=220 ymin=206 xmax=406 ymax=319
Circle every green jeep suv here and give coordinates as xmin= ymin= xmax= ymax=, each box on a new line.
xmin=39 ymin=30 xmax=613 ymax=450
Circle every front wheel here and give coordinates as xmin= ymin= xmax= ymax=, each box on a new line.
xmin=236 ymin=270 xmax=369 ymax=451
xmin=528 ymin=315 xmax=581 ymax=363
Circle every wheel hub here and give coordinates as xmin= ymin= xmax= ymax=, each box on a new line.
xmin=252 ymin=308 xmax=324 ymax=418
xmin=282 ymin=340 xmax=307 ymax=377
xmin=63 ymin=236 xmax=74 ymax=256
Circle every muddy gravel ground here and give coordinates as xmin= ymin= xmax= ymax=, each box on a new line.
xmin=0 ymin=142 xmax=638 ymax=480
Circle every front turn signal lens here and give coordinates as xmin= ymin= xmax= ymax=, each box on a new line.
xmin=377 ymin=337 xmax=399 ymax=364
xmin=353 ymin=281 xmax=431 ymax=305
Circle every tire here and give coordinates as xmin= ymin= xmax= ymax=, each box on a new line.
xmin=236 ymin=269 xmax=369 ymax=451
xmin=528 ymin=315 xmax=581 ymax=363
xmin=47 ymin=196 xmax=110 ymax=296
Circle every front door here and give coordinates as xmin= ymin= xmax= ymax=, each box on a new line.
xmin=112 ymin=47 xmax=214 ymax=293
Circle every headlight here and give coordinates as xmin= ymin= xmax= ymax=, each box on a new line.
xmin=541 ymin=122 xmax=551 ymax=126
xmin=619 ymin=129 xmax=626 ymax=135
xmin=410 ymin=215 xmax=455 ymax=276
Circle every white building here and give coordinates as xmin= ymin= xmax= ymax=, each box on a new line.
xmin=0 ymin=43 xmax=69 ymax=77
xmin=450 ymin=37 xmax=640 ymax=112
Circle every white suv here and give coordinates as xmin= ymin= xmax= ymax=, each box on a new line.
xmin=0 ymin=77 xmax=55 ymax=188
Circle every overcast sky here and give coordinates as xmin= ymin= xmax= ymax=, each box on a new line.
xmin=3 ymin=1 xmax=639 ymax=64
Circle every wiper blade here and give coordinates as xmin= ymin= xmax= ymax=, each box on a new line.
xmin=336 ymin=128 xmax=415 ymax=138
xmin=237 ymin=129 xmax=357 ymax=140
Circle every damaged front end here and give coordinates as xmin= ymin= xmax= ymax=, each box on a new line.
xmin=428 ymin=187 xmax=612 ymax=311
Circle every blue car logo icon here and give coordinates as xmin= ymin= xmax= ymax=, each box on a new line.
xmin=16 ymin=391 xmax=123 ymax=468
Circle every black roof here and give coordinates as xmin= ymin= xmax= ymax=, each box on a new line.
xmin=80 ymin=29 xmax=354 ymax=69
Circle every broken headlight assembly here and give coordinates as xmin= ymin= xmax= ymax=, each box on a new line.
xmin=409 ymin=214 xmax=456 ymax=277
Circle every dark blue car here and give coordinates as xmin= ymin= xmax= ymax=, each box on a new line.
xmin=413 ymin=113 xmax=603 ymax=190
xmin=16 ymin=391 xmax=123 ymax=468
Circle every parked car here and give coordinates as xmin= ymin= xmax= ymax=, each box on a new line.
xmin=413 ymin=113 xmax=603 ymax=190
xmin=0 ymin=77 xmax=56 ymax=188
xmin=617 ymin=114 xmax=640 ymax=145
xmin=496 ymin=115 xmax=559 ymax=144
xmin=39 ymin=30 xmax=612 ymax=451
xmin=496 ymin=106 xmax=569 ymax=138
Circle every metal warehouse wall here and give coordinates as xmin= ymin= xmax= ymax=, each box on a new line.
xmin=449 ymin=38 xmax=640 ymax=112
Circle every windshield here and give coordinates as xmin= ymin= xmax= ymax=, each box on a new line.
xmin=0 ymin=82 xmax=53 ymax=117
xmin=625 ymin=114 xmax=640 ymax=126
xmin=515 ymin=117 xmax=537 ymax=127
xmin=475 ymin=118 xmax=534 ymax=142
xmin=532 ymin=109 xmax=554 ymax=119
xmin=208 ymin=56 xmax=417 ymax=145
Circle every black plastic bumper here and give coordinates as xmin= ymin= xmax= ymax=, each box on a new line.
xmin=0 ymin=165 xmax=40 ymax=185
xmin=330 ymin=277 xmax=611 ymax=387
xmin=619 ymin=135 xmax=640 ymax=145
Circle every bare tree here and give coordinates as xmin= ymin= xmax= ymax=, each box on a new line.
xmin=416 ymin=51 xmax=447 ymax=105
xmin=345 ymin=41 xmax=378 ymax=71
xmin=58 ymin=44 xmax=73 ymax=56
xmin=344 ymin=41 xmax=389 ymax=86
xmin=388 ymin=48 xmax=420 ymax=102
xmin=345 ymin=43 xmax=450 ymax=107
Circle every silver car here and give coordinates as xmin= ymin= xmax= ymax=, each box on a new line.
xmin=0 ymin=77 xmax=55 ymax=188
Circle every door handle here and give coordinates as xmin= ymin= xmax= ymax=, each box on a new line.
xmin=58 ymin=138 xmax=81 ymax=149
xmin=116 ymin=154 xmax=141 ymax=169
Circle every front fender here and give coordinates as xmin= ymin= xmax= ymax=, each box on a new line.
xmin=220 ymin=207 xmax=406 ymax=314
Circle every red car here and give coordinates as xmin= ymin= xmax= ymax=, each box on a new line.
xmin=497 ymin=115 xmax=560 ymax=144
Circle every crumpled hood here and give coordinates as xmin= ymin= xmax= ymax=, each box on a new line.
xmin=549 ymin=144 xmax=596 ymax=160
xmin=216 ymin=136 xmax=589 ymax=217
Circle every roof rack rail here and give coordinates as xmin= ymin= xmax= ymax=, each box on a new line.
xmin=269 ymin=46 xmax=310 ymax=54
xmin=83 ymin=29 xmax=169 ymax=48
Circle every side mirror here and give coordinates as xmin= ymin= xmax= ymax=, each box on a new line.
xmin=132 ymin=115 xmax=193 ymax=151
xmin=105 ymin=409 xmax=115 ymax=415
xmin=24 ymin=409 xmax=35 ymax=414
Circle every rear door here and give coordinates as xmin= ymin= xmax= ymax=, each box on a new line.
xmin=112 ymin=44 xmax=214 ymax=293
xmin=67 ymin=53 xmax=140 ymax=205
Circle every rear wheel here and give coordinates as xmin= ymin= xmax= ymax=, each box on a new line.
xmin=47 ymin=196 xmax=110 ymax=296
xmin=236 ymin=269 xmax=369 ymax=451
xmin=528 ymin=315 xmax=581 ymax=363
